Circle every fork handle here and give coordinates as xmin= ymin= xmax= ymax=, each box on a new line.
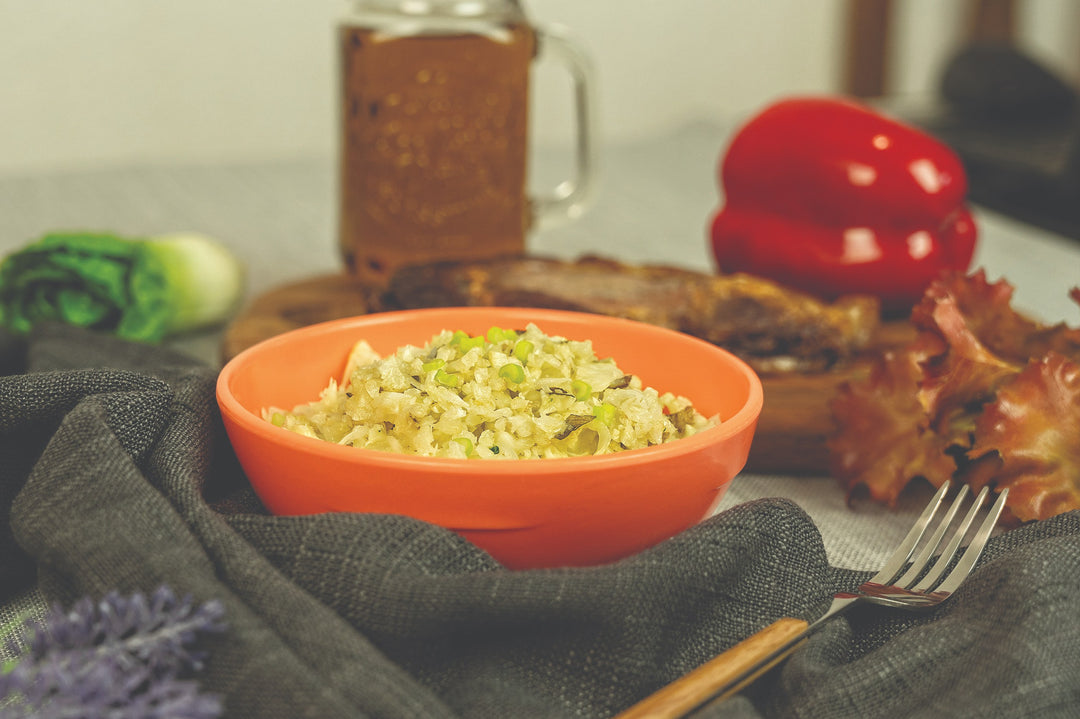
xmin=613 ymin=617 xmax=810 ymax=719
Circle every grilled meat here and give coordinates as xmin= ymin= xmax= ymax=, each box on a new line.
xmin=382 ymin=255 xmax=879 ymax=374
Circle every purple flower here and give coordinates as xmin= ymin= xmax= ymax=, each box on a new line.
xmin=0 ymin=586 xmax=225 ymax=719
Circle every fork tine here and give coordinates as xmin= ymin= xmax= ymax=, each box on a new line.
xmin=893 ymin=484 xmax=970 ymax=588
xmin=869 ymin=481 xmax=951 ymax=585
xmin=911 ymin=485 xmax=989 ymax=591
xmin=929 ymin=487 xmax=1009 ymax=598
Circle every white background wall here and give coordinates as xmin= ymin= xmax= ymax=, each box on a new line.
xmin=1 ymin=1 xmax=1077 ymax=177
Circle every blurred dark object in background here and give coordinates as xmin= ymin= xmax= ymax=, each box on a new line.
xmin=913 ymin=43 xmax=1080 ymax=239
xmin=843 ymin=0 xmax=1080 ymax=239
xmin=940 ymin=43 xmax=1076 ymax=120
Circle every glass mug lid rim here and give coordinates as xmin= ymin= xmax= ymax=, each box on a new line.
xmin=350 ymin=0 xmax=524 ymax=18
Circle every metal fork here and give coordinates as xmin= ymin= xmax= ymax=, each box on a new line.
xmin=614 ymin=480 xmax=1009 ymax=719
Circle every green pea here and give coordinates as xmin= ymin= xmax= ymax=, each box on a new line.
xmin=270 ymin=412 xmax=285 ymax=427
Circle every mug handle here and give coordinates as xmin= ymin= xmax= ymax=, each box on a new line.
xmin=531 ymin=23 xmax=597 ymax=229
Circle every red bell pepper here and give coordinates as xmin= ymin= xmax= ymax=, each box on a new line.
xmin=709 ymin=96 xmax=977 ymax=315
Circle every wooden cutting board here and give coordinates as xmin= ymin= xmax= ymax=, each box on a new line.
xmin=221 ymin=273 xmax=915 ymax=476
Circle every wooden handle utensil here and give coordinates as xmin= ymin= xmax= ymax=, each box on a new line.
xmin=613 ymin=617 xmax=810 ymax=719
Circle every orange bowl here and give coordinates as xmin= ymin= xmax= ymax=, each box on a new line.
xmin=216 ymin=307 xmax=763 ymax=569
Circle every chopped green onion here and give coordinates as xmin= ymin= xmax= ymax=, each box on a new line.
xmin=499 ymin=363 xmax=525 ymax=384
xmin=592 ymin=403 xmax=617 ymax=426
xmin=270 ymin=412 xmax=286 ymax=427
xmin=448 ymin=330 xmax=470 ymax=345
xmin=571 ymin=379 xmax=592 ymax=401
xmin=435 ymin=369 xmax=459 ymax=387
xmin=487 ymin=326 xmax=517 ymax=343
xmin=513 ymin=339 xmax=533 ymax=363
xmin=458 ymin=335 xmax=486 ymax=353
xmin=452 ymin=437 xmax=475 ymax=456
xmin=421 ymin=358 xmax=445 ymax=373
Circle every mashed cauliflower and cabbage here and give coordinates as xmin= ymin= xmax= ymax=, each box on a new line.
xmin=266 ymin=323 xmax=716 ymax=459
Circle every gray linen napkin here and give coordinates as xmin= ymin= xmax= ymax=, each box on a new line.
xmin=1 ymin=323 xmax=1077 ymax=718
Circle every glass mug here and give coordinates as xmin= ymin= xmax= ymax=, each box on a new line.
xmin=338 ymin=0 xmax=595 ymax=284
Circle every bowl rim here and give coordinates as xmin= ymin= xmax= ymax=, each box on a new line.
xmin=216 ymin=306 xmax=764 ymax=474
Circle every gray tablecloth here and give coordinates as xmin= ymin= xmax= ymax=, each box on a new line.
xmin=2 ymin=322 xmax=1079 ymax=718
